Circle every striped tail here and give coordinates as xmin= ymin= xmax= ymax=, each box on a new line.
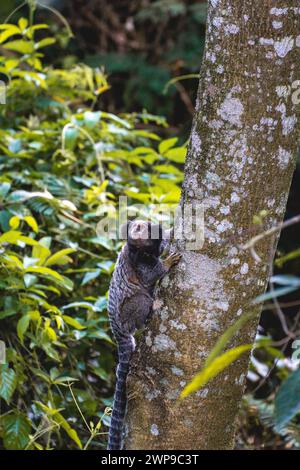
xmin=108 ymin=336 xmax=134 ymax=450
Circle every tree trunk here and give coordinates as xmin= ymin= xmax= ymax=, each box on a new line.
xmin=124 ymin=0 xmax=300 ymax=450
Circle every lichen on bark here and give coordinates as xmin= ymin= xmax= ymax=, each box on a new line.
xmin=124 ymin=0 xmax=300 ymax=450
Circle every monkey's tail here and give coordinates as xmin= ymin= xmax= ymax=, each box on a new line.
xmin=108 ymin=335 xmax=134 ymax=450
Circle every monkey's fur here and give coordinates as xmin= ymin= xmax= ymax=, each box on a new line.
xmin=107 ymin=220 xmax=181 ymax=450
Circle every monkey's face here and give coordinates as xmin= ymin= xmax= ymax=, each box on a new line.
xmin=128 ymin=220 xmax=149 ymax=242
xmin=122 ymin=220 xmax=163 ymax=253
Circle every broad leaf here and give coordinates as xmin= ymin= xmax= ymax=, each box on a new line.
xmin=181 ymin=345 xmax=252 ymax=399
xmin=164 ymin=147 xmax=187 ymax=163
xmin=275 ymin=369 xmax=300 ymax=431
xmin=45 ymin=248 xmax=76 ymax=266
xmin=2 ymin=413 xmax=30 ymax=450
xmin=0 ymin=365 xmax=17 ymax=404
xmin=62 ymin=315 xmax=86 ymax=330
xmin=17 ymin=314 xmax=31 ymax=343
xmin=3 ymin=39 xmax=34 ymax=54
xmin=158 ymin=137 xmax=178 ymax=154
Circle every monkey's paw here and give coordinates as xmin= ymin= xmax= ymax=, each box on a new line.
xmin=164 ymin=251 xmax=182 ymax=270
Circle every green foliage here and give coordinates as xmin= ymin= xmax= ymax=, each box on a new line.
xmin=275 ymin=248 xmax=300 ymax=267
xmin=181 ymin=304 xmax=300 ymax=440
xmin=275 ymin=369 xmax=300 ymax=431
xmin=2 ymin=412 xmax=31 ymax=450
xmin=255 ymin=275 xmax=300 ymax=302
xmin=0 ymin=364 xmax=17 ymax=404
xmin=83 ymin=1 xmax=206 ymax=117
xmin=0 ymin=16 xmax=185 ymax=449
xmin=181 ymin=344 xmax=253 ymax=399
xmin=0 ymin=2 xmax=298 ymax=451
xmin=242 ymin=396 xmax=300 ymax=449
xmin=181 ymin=310 xmax=256 ymax=398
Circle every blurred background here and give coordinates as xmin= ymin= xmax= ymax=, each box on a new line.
xmin=0 ymin=0 xmax=299 ymax=450
xmin=0 ymin=0 xmax=207 ymax=130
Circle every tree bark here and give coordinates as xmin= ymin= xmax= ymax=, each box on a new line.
xmin=125 ymin=0 xmax=300 ymax=450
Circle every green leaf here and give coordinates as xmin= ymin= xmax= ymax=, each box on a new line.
xmin=63 ymin=127 xmax=78 ymax=151
xmin=0 ymin=210 xmax=11 ymax=231
xmin=205 ymin=311 xmax=256 ymax=367
xmin=181 ymin=344 xmax=252 ymax=399
xmin=0 ymin=364 xmax=17 ymax=404
xmin=0 ymin=231 xmax=38 ymax=246
xmin=30 ymin=367 xmax=51 ymax=384
xmin=88 ymin=330 xmax=114 ymax=344
xmin=124 ymin=190 xmax=151 ymax=203
xmin=35 ymin=37 xmax=56 ymax=49
xmin=0 ymin=310 xmax=17 ymax=320
xmin=3 ymin=39 xmax=34 ymax=54
xmin=46 ymin=326 xmax=57 ymax=342
xmin=26 ymin=266 xmax=64 ymax=282
xmin=81 ymin=270 xmax=101 ymax=285
xmin=32 ymin=241 xmax=51 ymax=262
xmin=18 ymin=235 xmax=39 ymax=246
xmin=255 ymin=285 xmax=299 ymax=303
xmin=164 ymin=146 xmax=187 ymax=163
xmin=92 ymin=367 xmax=109 ymax=381
xmin=4 ymin=58 xmax=19 ymax=72
xmin=154 ymin=164 xmax=183 ymax=176
xmin=271 ymin=274 xmax=300 ymax=286
xmin=2 ymin=413 xmax=30 ymax=450
xmin=17 ymin=314 xmax=31 ymax=343
xmin=18 ymin=18 xmax=28 ymax=31
xmin=9 ymin=216 xmax=20 ymax=229
xmin=30 ymin=24 xmax=49 ymax=31
xmin=23 ymin=256 xmax=38 ymax=269
xmin=0 ymin=182 xmax=11 ymax=198
xmin=0 ymin=297 xmax=18 ymax=319
xmin=100 ymin=111 xmax=131 ymax=129
xmin=159 ymin=137 xmax=178 ymax=155
xmin=62 ymin=315 xmax=86 ymax=330
xmin=275 ymin=248 xmax=300 ymax=267
xmin=84 ymin=111 xmax=101 ymax=129
xmin=35 ymin=403 xmax=82 ymax=449
xmin=60 ymin=275 xmax=74 ymax=291
xmin=24 ymin=216 xmax=38 ymax=233
xmin=0 ymin=26 xmax=21 ymax=44
xmin=275 ymin=369 xmax=300 ymax=431
xmin=45 ymin=248 xmax=76 ymax=266
xmin=8 ymin=138 xmax=22 ymax=153
xmin=54 ymin=413 xmax=82 ymax=449
xmin=0 ymin=24 xmax=20 ymax=30
xmin=38 ymin=236 xmax=52 ymax=249
xmin=62 ymin=301 xmax=96 ymax=311
xmin=131 ymin=146 xmax=157 ymax=156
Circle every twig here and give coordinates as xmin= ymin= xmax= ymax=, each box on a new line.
xmin=252 ymin=310 xmax=300 ymax=393
xmin=269 ymin=266 xmax=296 ymax=339
xmin=174 ymin=82 xmax=195 ymax=116
xmin=68 ymin=381 xmax=91 ymax=433
xmin=241 ymin=214 xmax=300 ymax=252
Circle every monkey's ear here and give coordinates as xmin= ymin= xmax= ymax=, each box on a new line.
xmin=119 ymin=221 xmax=131 ymax=240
